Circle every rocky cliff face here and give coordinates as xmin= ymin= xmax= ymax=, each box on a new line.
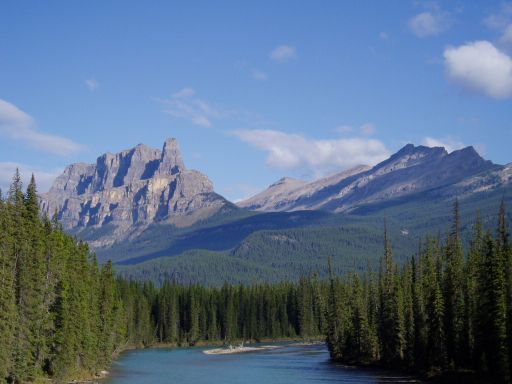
xmin=239 ymin=144 xmax=503 ymax=213
xmin=41 ymin=138 xmax=231 ymax=247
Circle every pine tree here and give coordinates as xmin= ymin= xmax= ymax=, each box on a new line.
xmin=297 ymin=276 xmax=315 ymax=338
xmin=348 ymin=273 xmax=373 ymax=362
xmin=378 ymin=222 xmax=403 ymax=366
xmin=443 ymin=199 xmax=465 ymax=368
xmin=423 ymin=238 xmax=446 ymax=372
xmin=411 ymin=255 xmax=427 ymax=372
xmin=0 ymin=189 xmax=16 ymax=380
xmin=326 ymin=257 xmax=343 ymax=359
xmin=497 ymin=200 xmax=512 ymax=376
xmin=477 ymin=233 xmax=509 ymax=382
xmin=402 ymin=260 xmax=415 ymax=368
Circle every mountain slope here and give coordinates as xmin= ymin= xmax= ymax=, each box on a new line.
xmin=116 ymin=184 xmax=512 ymax=286
xmin=238 ymin=144 xmax=500 ymax=213
xmin=239 ymin=165 xmax=370 ymax=211
xmin=40 ymin=140 xmax=512 ymax=283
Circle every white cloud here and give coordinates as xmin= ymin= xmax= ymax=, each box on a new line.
xmin=408 ymin=11 xmax=450 ymax=37
xmin=336 ymin=123 xmax=376 ymax=136
xmin=0 ymin=99 xmax=85 ymax=156
xmin=251 ymin=68 xmax=268 ymax=81
xmin=360 ymin=123 xmax=376 ymax=136
xmin=85 ymin=78 xmax=99 ymax=91
xmin=501 ymin=24 xmax=512 ymax=46
xmin=444 ymin=41 xmax=512 ymax=99
xmin=161 ymin=88 xmax=270 ymax=129
xmin=161 ymin=87 xmax=231 ymax=128
xmin=483 ymin=3 xmax=512 ymax=31
xmin=0 ymin=162 xmax=61 ymax=194
xmin=232 ymin=129 xmax=389 ymax=177
xmin=335 ymin=125 xmax=354 ymax=135
xmin=379 ymin=32 xmax=389 ymax=41
xmin=173 ymin=87 xmax=195 ymax=98
xmin=423 ymin=137 xmax=464 ymax=153
xmin=270 ymin=45 xmax=297 ymax=63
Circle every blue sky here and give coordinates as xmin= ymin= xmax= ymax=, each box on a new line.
xmin=1 ymin=1 xmax=511 ymax=201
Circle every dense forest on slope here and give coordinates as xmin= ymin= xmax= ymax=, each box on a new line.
xmin=113 ymin=186 xmax=512 ymax=286
xmin=115 ymin=225 xmax=418 ymax=286
xmin=0 ymin=172 xmax=320 ymax=383
xmin=1 ymin=171 xmax=511 ymax=383
xmin=0 ymin=172 xmax=127 ymax=382
xmin=325 ymin=201 xmax=512 ymax=383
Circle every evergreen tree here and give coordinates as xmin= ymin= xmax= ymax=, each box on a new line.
xmin=443 ymin=199 xmax=466 ymax=368
xmin=378 ymin=222 xmax=403 ymax=366
xmin=326 ymin=257 xmax=343 ymax=359
xmin=497 ymin=200 xmax=512 ymax=376
xmin=476 ymin=233 xmax=509 ymax=382
xmin=0 ymin=188 xmax=16 ymax=381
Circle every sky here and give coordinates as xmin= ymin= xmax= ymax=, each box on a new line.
xmin=1 ymin=1 xmax=512 ymax=202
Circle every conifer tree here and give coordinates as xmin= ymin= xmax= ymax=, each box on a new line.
xmin=477 ymin=233 xmax=509 ymax=382
xmin=326 ymin=257 xmax=343 ymax=359
xmin=411 ymin=255 xmax=427 ymax=372
xmin=0 ymin=188 xmax=16 ymax=380
xmin=298 ymin=276 xmax=315 ymax=338
xmin=497 ymin=200 xmax=512 ymax=375
xmin=443 ymin=199 xmax=465 ymax=368
xmin=378 ymin=222 xmax=403 ymax=366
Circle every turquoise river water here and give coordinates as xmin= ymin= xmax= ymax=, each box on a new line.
xmin=101 ymin=343 xmax=419 ymax=383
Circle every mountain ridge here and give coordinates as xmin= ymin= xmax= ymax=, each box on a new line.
xmin=40 ymin=138 xmax=235 ymax=248
xmin=39 ymin=139 xmax=512 ymax=269
xmin=238 ymin=144 xmax=501 ymax=213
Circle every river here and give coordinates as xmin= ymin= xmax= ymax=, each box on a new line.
xmin=101 ymin=342 xmax=419 ymax=383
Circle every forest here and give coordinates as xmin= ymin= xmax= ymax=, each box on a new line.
xmin=1 ymin=171 xmax=511 ymax=383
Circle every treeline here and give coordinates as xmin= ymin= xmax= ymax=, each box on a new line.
xmin=325 ymin=200 xmax=512 ymax=383
xmin=0 ymin=172 xmax=125 ymax=382
xmin=0 ymin=172 xmax=322 ymax=383
xmin=119 ymin=277 xmax=323 ymax=347
xmin=2 ymin=171 xmax=512 ymax=383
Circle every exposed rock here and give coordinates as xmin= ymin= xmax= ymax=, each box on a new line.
xmin=40 ymin=138 xmax=230 ymax=248
xmin=238 ymin=165 xmax=370 ymax=211
xmin=238 ymin=145 xmax=502 ymax=213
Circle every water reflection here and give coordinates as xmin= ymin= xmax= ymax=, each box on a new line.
xmin=102 ymin=343 xmax=419 ymax=384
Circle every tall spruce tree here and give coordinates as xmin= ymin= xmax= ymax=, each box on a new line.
xmin=443 ymin=199 xmax=465 ymax=368
xmin=477 ymin=233 xmax=509 ymax=382
xmin=497 ymin=200 xmax=512 ymax=376
xmin=378 ymin=222 xmax=403 ymax=366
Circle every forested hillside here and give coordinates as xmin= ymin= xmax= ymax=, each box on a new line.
xmin=0 ymin=172 xmax=319 ymax=382
xmin=325 ymin=201 xmax=512 ymax=382
xmin=1 ymin=171 xmax=511 ymax=383
xmin=0 ymin=171 xmax=125 ymax=382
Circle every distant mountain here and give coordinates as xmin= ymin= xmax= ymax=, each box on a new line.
xmin=238 ymin=144 xmax=503 ymax=212
xmin=40 ymin=140 xmax=512 ymax=284
xmin=239 ymin=165 xmax=370 ymax=211
xmin=40 ymin=138 xmax=236 ymax=248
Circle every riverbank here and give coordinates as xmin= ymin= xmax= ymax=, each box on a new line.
xmin=79 ymin=337 xmax=324 ymax=383
xmin=95 ymin=341 xmax=426 ymax=384
xmin=146 ymin=336 xmax=325 ymax=349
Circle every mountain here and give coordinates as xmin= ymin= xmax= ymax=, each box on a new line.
xmin=238 ymin=144 xmax=501 ymax=213
xmin=239 ymin=165 xmax=370 ymax=211
xmin=39 ymin=140 xmax=512 ymax=285
xmin=40 ymin=138 xmax=236 ymax=248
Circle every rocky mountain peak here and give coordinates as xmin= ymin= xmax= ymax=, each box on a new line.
xmin=159 ymin=138 xmax=185 ymax=175
xmin=448 ymin=146 xmax=485 ymax=163
xmin=239 ymin=143 xmax=500 ymax=213
xmin=40 ymin=138 xmax=230 ymax=248
xmin=270 ymin=177 xmax=304 ymax=188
